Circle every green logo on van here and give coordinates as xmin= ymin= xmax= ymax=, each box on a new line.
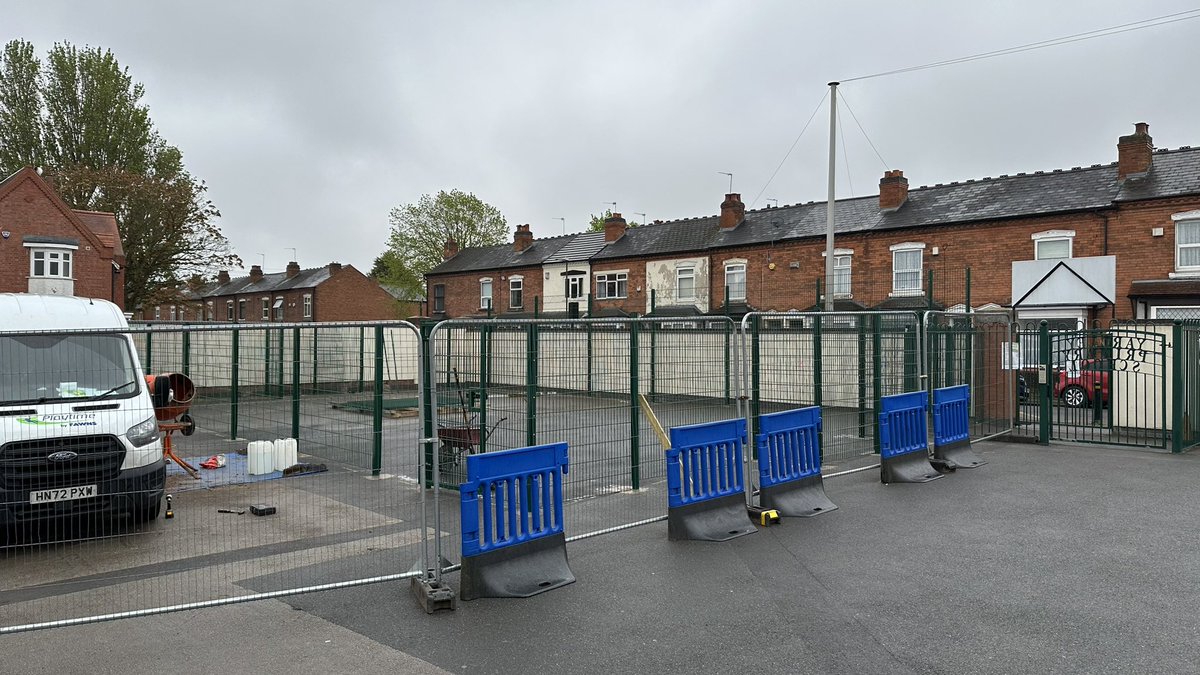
xmin=17 ymin=413 xmax=97 ymax=427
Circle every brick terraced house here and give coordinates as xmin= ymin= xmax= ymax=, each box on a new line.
xmin=137 ymin=261 xmax=420 ymax=323
xmin=0 ymin=167 xmax=126 ymax=309
xmin=426 ymin=123 xmax=1200 ymax=324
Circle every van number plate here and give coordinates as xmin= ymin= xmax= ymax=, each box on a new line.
xmin=30 ymin=485 xmax=98 ymax=504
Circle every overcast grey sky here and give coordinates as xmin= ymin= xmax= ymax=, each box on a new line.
xmin=6 ymin=1 xmax=1200 ymax=275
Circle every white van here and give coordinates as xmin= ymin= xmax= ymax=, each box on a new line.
xmin=0 ymin=294 xmax=165 ymax=525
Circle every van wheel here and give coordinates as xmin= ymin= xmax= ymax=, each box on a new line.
xmin=133 ymin=496 xmax=162 ymax=524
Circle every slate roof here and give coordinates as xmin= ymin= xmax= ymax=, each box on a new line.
xmin=199 ymin=266 xmax=335 ymax=298
xmin=430 ymin=147 xmax=1200 ymax=273
xmin=427 ymin=234 xmax=575 ymax=275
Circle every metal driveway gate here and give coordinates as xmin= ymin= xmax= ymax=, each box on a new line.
xmin=1 ymin=320 xmax=426 ymax=634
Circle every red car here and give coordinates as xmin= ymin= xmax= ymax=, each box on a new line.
xmin=1054 ymin=359 xmax=1110 ymax=407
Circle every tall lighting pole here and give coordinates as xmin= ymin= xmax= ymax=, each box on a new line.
xmin=824 ymin=81 xmax=839 ymax=312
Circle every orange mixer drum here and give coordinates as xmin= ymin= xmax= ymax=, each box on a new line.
xmin=144 ymin=372 xmax=195 ymax=421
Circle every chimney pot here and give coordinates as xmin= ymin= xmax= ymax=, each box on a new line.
xmin=879 ymin=169 xmax=909 ymax=211
xmin=443 ymin=238 xmax=460 ymax=260
xmin=249 ymin=265 xmax=263 ymax=281
xmin=603 ymin=213 xmax=628 ymax=242
xmin=514 ymin=223 xmax=534 ymax=252
xmin=1118 ymin=122 xmax=1153 ymax=180
xmin=719 ymin=193 xmax=745 ymax=229
xmin=217 ymin=270 xmax=231 ymax=285
xmin=327 ymin=262 xmax=342 ymax=273
xmin=286 ymin=261 xmax=301 ymax=278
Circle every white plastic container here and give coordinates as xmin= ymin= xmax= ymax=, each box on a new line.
xmin=247 ymin=441 xmax=273 ymax=475
xmin=274 ymin=438 xmax=298 ymax=472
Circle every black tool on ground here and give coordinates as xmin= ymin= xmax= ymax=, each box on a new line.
xmin=164 ymin=494 xmax=174 ymax=519
xmin=283 ymin=462 xmax=328 ymax=477
xmin=746 ymin=504 xmax=781 ymax=526
xmin=249 ymin=504 xmax=276 ymax=516
xmin=217 ymin=508 xmax=245 ymax=515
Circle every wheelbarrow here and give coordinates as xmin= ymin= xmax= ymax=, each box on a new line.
xmin=436 ymin=417 xmax=507 ymax=469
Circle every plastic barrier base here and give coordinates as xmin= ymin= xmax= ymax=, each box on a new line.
xmin=933 ymin=438 xmax=987 ymax=469
xmin=881 ymin=452 xmax=944 ymax=484
xmin=759 ymin=474 xmax=838 ymax=517
xmin=668 ymin=493 xmax=757 ymax=541
xmin=460 ymin=532 xmax=575 ymax=601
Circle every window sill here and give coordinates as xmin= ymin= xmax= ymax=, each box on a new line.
xmin=889 ymin=290 xmax=924 ymax=298
xmin=1168 ymin=271 xmax=1200 ymax=279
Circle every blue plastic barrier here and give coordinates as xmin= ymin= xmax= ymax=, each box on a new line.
xmin=459 ymin=442 xmax=575 ymax=600
xmin=666 ymin=418 xmax=756 ymax=541
xmin=879 ymin=391 xmax=943 ymax=484
xmin=932 ymin=385 xmax=986 ymax=469
xmin=756 ymin=406 xmax=837 ymax=517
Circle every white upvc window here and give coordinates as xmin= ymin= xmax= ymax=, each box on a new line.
xmin=1032 ymin=230 xmax=1075 ymax=260
xmin=154 ymin=306 xmax=161 ymax=320
xmin=238 ymin=299 xmax=246 ymax=321
xmin=302 ymin=294 xmax=313 ymax=319
xmin=566 ymin=275 xmax=585 ymax=301
xmin=261 ymin=297 xmax=270 ymax=320
xmin=206 ymin=301 xmax=215 ymax=321
xmin=509 ymin=276 xmax=523 ymax=309
xmin=724 ymin=261 xmax=746 ymax=302
xmin=822 ymin=249 xmax=854 ymax=298
xmin=1174 ymin=214 xmax=1200 ymax=273
xmin=169 ymin=306 xmax=177 ymax=321
xmin=274 ymin=296 xmax=284 ymax=320
xmin=27 ymin=246 xmax=75 ymax=279
xmin=480 ymin=278 xmax=493 ymax=310
xmin=226 ymin=301 xmax=234 ymax=321
xmin=890 ymin=242 xmax=925 ymax=295
xmin=676 ymin=267 xmax=696 ymax=301
xmin=596 ymin=271 xmax=628 ymax=300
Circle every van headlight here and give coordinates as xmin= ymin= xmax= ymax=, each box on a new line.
xmin=126 ymin=417 xmax=160 ymax=447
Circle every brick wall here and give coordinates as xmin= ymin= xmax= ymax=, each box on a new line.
xmin=427 ymin=265 xmax=544 ymax=317
xmin=315 ymin=266 xmax=414 ymax=321
xmin=0 ymin=171 xmax=124 ymax=308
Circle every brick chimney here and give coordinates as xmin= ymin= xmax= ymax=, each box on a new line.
xmin=443 ymin=238 xmax=460 ymax=260
xmin=286 ymin=261 xmax=300 ymax=278
xmin=187 ymin=274 xmax=204 ymax=291
xmin=604 ymin=213 xmax=628 ymax=242
xmin=249 ymin=265 xmax=263 ymax=281
xmin=327 ymin=262 xmax=342 ymax=273
xmin=514 ymin=224 xmax=533 ymax=252
xmin=719 ymin=193 xmax=745 ymax=229
xmin=879 ymin=170 xmax=909 ymax=211
xmin=217 ymin=270 xmax=230 ymax=285
xmin=1118 ymin=122 xmax=1153 ymax=181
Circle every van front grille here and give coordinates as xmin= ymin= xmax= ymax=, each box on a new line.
xmin=0 ymin=435 xmax=125 ymax=492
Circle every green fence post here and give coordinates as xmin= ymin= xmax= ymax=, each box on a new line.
xmin=1038 ymin=320 xmax=1051 ymax=444
xmin=533 ymin=295 xmax=540 ymax=319
xmin=181 ymin=331 xmax=191 ymax=378
xmin=926 ymin=269 xmax=934 ymax=310
xmin=144 ymin=331 xmax=153 ymax=373
xmin=649 ymin=290 xmax=657 ymax=400
xmin=751 ymin=316 xmax=761 ymax=439
xmin=903 ymin=324 xmax=919 ymax=392
xmin=965 ymin=266 xmax=971 ymax=312
xmin=230 ymin=328 xmax=240 ymax=440
xmin=872 ymin=314 xmax=882 ymax=454
xmin=1173 ymin=320 xmax=1184 ymax=453
xmin=420 ymin=321 xmax=436 ymax=486
xmin=357 ymin=326 xmax=365 ymax=393
xmin=946 ymin=321 xmax=957 ymax=386
xmin=723 ymin=286 xmax=732 ymax=404
xmin=857 ymin=315 xmax=867 ymax=438
xmin=478 ymin=322 xmax=490 ymax=454
xmin=815 ymin=277 xmax=822 ymax=309
xmin=586 ymin=293 xmax=594 ymax=394
xmin=813 ymin=313 xmax=824 ymax=459
xmin=629 ymin=318 xmax=640 ymax=490
xmin=372 ymin=325 xmax=385 ymax=475
xmin=264 ymin=329 xmax=272 ymax=397
xmin=311 ymin=327 xmax=318 ymax=388
xmin=277 ymin=329 xmax=285 ymax=397
xmin=292 ymin=327 xmax=302 ymax=440
xmin=526 ymin=322 xmax=538 ymax=447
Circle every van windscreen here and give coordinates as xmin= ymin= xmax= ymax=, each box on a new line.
xmin=0 ymin=334 xmax=140 ymax=405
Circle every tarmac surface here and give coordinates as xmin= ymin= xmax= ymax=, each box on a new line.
xmin=6 ymin=439 xmax=1200 ymax=674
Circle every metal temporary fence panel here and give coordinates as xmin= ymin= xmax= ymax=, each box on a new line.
xmin=666 ymin=417 xmax=746 ymax=508
xmin=1 ymin=320 xmax=426 ymax=634
xmin=932 ymin=385 xmax=970 ymax=448
xmin=736 ymin=311 xmax=923 ymax=470
xmin=924 ymin=311 xmax=1014 ymax=443
xmin=756 ymin=406 xmax=822 ymax=489
xmin=422 ymin=316 xmax=739 ymax=586
xmin=879 ymin=391 xmax=928 ymax=460
xmin=460 ymin=442 xmax=567 ymax=557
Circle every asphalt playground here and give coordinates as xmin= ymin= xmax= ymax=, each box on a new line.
xmin=5 ymin=438 xmax=1200 ymax=675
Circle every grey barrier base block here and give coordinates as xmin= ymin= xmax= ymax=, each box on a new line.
xmin=759 ymin=474 xmax=838 ymax=518
xmin=880 ymin=451 xmax=945 ymax=484
xmin=459 ymin=532 xmax=575 ymax=602
xmin=934 ymin=438 xmax=987 ymax=469
xmin=409 ymin=556 xmax=457 ymax=613
xmin=668 ymin=493 xmax=758 ymax=542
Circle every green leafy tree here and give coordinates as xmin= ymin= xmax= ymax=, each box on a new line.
xmin=587 ymin=209 xmax=641 ymax=232
xmin=385 ymin=190 xmax=507 ymax=297
xmin=0 ymin=39 xmax=238 ymax=310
